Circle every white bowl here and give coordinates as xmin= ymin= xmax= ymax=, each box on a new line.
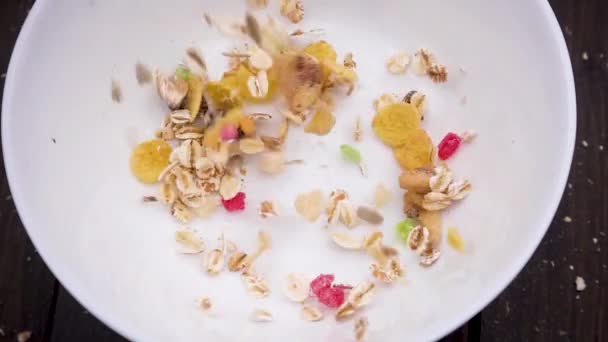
xmin=2 ymin=0 xmax=575 ymax=341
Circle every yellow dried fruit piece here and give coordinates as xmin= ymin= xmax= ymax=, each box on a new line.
xmin=186 ymin=75 xmax=204 ymax=119
xmin=447 ymin=227 xmax=465 ymax=252
xmin=203 ymin=76 xmax=242 ymax=111
xmin=203 ymin=108 xmax=245 ymax=148
xmin=303 ymin=41 xmax=337 ymax=82
xmin=304 ymin=107 xmax=335 ymax=135
xmin=130 ymin=139 xmax=172 ymax=184
xmin=234 ymin=64 xmax=278 ymax=102
xmin=372 ymin=103 xmax=421 ymax=147
xmin=393 ymin=128 xmax=433 ymax=170
xmin=239 ymin=116 xmax=257 ymax=136
xmin=276 ymin=51 xmax=322 ymax=112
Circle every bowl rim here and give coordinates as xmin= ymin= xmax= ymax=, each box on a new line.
xmin=1 ymin=0 xmax=576 ymax=340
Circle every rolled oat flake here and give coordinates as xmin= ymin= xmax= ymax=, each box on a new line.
xmin=356 ymin=206 xmax=384 ymax=225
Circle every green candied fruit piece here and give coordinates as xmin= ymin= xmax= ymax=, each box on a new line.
xmin=175 ymin=65 xmax=191 ymax=81
xmin=396 ymin=218 xmax=417 ymax=242
xmin=340 ymin=144 xmax=362 ymax=163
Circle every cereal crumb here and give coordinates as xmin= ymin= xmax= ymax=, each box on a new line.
xmin=599 ymin=145 xmax=604 ymax=151
xmin=593 ymin=238 xmax=598 ymax=244
xmin=575 ymin=276 xmax=586 ymax=291
xmin=581 ymin=140 xmax=588 ymax=147
xmin=17 ymin=331 xmax=32 ymax=342
xmin=354 ymin=317 xmax=369 ymax=341
xmin=199 ymin=296 xmax=212 ymax=311
xmin=0 ymin=73 xmax=6 ymax=79
xmin=582 ymin=52 xmax=589 ymax=60
xmin=0 ymin=328 xmax=5 ymax=336
xmin=563 ymin=216 xmax=572 ymax=223
xmin=111 ymin=79 xmax=122 ymax=103
xmin=569 ymin=265 xmax=574 ymax=271
xmin=567 ymin=183 xmax=572 ymax=189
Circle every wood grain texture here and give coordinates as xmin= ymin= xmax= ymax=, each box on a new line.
xmin=480 ymin=0 xmax=608 ymax=341
xmin=0 ymin=0 xmax=605 ymax=341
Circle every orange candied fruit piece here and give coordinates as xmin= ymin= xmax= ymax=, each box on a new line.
xmin=203 ymin=108 xmax=245 ymax=148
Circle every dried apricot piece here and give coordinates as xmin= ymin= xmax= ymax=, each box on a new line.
xmin=130 ymin=139 xmax=172 ymax=183
xmin=372 ymin=103 xmax=421 ymax=147
xmin=186 ymin=75 xmax=204 ymax=120
xmin=304 ymin=107 xmax=335 ymax=135
xmin=239 ymin=116 xmax=257 ymax=136
xmin=392 ymin=128 xmax=433 ymax=169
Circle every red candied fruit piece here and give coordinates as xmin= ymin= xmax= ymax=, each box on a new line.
xmin=438 ymin=132 xmax=462 ymax=160
xmin=317 ymin=286 xmax=345 ymax=308
xmin=310 ymin=274 xmax=335 ymax=296
xmin=221 ymin=192 xmax=246 ymax=212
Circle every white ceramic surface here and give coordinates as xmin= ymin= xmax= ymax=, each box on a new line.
xmin=2 ymin=0 xmax=575 ymax=341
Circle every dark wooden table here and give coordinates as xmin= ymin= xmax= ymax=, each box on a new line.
xmin=1 ymin=1 xmax=606 ymax=341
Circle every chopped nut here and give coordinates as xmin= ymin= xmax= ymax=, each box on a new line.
xmin=344 ymin=52 xmax=357 ymax=69
xmin=204 ymin=249 xmax=224 ymax=275
xmin=446 ymin=180 xmax=471 ymax=200
xmin=371 ymin=258 xmax=403 ymax=283
xmin=284 ymin=273 xmax=310 ymax=302
xmin=251 ymin=308 xmax=273 ymax=322
xmin=461 ymin=129 xmax=477 ymax=143
xmin=142 ymin=195 xmax=158 ymax=203
xmin=373 ymin=183 xmax=392 ymax=208
xmin=280 ymin=0 xmax=304 ymax=23
xmin=228 ymin=251 xmax=249 ymax=272
xmin=373 ymin=93 xmax=398 ymax=112
xmin=422 ymin=192 xmax=452 ymax=211
xmin=386 ymin=51 xmax=410 ymax=74
xmin=175 ymin=228 xmax=205 ymax=254
xmin=239 ymin=138 xmax=266 ymax=154
xmin=258 ymin=200 xmax=278 ymax=218
xmin=199 ymin=296 xmax=213 ymax=311
xmin=403 ymin=191 xmax=424 ymax=218
xmin=242 ymin=270 xmax=270 ymax=298
xmin=356 ymin=206 xmax=384 ymax=225
xmin=337 ymin=281 xmax=375 ymax=320
xmin=258 ymin=151 xmax=285 ymax=174
xmin=429 ymin=166 xmax=452 ymax=193
xmin=331 ymin=232 xmax=364 ymax=250
xmin=427 ymin=64 xmax=448 ymax=83
xmin=407 ymin=225 xmax=429 ymax=251
xmin=403 ymin=90 xmax=427 ymax=116
xmin=301 ymin=304 xmax=324 ymax=321
xmin=219 ymin=174 xmax=241 ymax=200
xmin=354 ymin=317 xmax=369 ymax=341
xmin=411 ymin=48 xmax=435 ymax=75
xmin=295 ymin=190 xmax=325 ymax=222
xmin=419 ymin=244 xmax=441 ymax=267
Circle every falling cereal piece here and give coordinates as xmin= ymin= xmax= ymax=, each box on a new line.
xmin=354 ymin=116 xmax=362 ymax=142
xmin=301 ymin=305 xmax=324 ymax=321
xmin=130 ymin=139 xmax=172 ymax=184
xmin=354 ymin=317 xmax=369 ymax=341
xmin=258 ymin=201 xmax=279 ymax=218
xmin=135 ymin=63 xmax=152 ymax=85
xmin=280 ymin=0 xmax=304 ymax=23
xmin=251 ymin=308 xmax=273 ymax=322
xmin=356 ymin=206 xmax=384 ymax=225
xmin=17 ymin=331 xmax=32 ymax=342
xmin=198 ymin=296 xmax=213 ymax=311
xmin=294 ymin=190 xmax=324 ymax=221
xmin=563 ymin=216 xmax=572 ymax=223
xmin=427 ymin=64 xmax=448 ymax=83
xmin=575 ymin=276 xmax=586 ymax=291
xmin=373 ymin=183 xmax=392 ymax=208
xmin=247 ymin=0 xmax=268 ymax=9
xmin=284 ymin=273 xmax=311 ymax=302
xmin=111 ymin=79 xmax=122 ymax=103
xmin=411 ymin=48 xmax=435 ymax=75
xmin=447 ymin=227 xmax=465 ymax=252
xmin=175 ymin=228 xmax=205 ymax=254
xmin=386 ymin=51 xmax=410 ymax=74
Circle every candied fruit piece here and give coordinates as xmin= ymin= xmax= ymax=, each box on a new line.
xmin=239 ymin=116 xmax=256 ymax=136
xmin=310 ymin=274 xmax=334 ymax=296
xmin=393 ymin=128 xmax=433 ymax=169
xmin=447 ymin=227 xmax=465 ymax=252
xmin=317 ymin=286 xmax=345 ymax=308
xmin=304 ymin=107 xmax=335 ymax=135
xmin=396 ymin=219 xmax=417 ymax=242
xmin=203 ymin=77 xmax=242 ymax=111
xmin=129 ymin=139 xmax=172 ymax=184
xmin=222 ymin=192 xmax=246 ymax=212
xmin=186 ymin=75 xmax=204 ymax=119
xmin=276 ymin=51 xmax=322 ymax=112
xmin=220 ymin=123 xmax=239 ymax=141
xmin=372 ymin=103 xmax=421 ymax=147
xmin=175 ymin=66 xmax=191 ymax=81
xmin=203 ymin=108 xmax=245 ymax=148
xmin=438 ymin=132 xmax=462 ymax=160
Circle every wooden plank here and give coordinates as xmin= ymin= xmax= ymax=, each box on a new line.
xmin=0 ymin=2 xmax=57 ymax=342
xmin=480 ymin=0 xmax=608 ymax=340
xmin=48 ymin=288 xmax=126 ymax=342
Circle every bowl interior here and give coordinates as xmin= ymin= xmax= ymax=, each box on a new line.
xmin=2 ymin=0 xmax=574 ymax=340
